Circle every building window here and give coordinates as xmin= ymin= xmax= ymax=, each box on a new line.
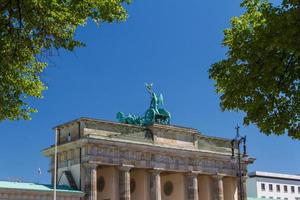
xmin=283 ymin=198 xmax=287 ymax=200
xmin=269 ymin=184 xmax=273 ymax=192
xmin=269 ymin=197 xmax=273 ymax=199
xmin=276 ymin=185 xmax=281 ymax=192
xmin=292 ymin=186 xmax=295 ymax=193
xmin=261 ymin=183 xmax=266 ymax=191
xmin=298 ymin=186 xmax=300 ymax=193
xmin=284 ymin=185 xmax=288 ymax=193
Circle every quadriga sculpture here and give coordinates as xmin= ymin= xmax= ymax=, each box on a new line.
xmin=116 ymin=83 xmax=171 ymax=126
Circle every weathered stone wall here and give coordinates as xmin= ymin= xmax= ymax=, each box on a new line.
xmin=198 ymin=175 xmax=214 ymax=200
xmin=131 ymin=169 xmax=150 ymax=200
xmin=223 ymin=177 xmax=238 ymax=200
xmin=161 ymin=173 xmax=186 ymax=200
xmin=96 ymin=166 xmax=119 ymax=200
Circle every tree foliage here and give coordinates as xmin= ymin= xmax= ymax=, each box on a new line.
xmin=0 ymin=0 xmax=130 ymax=121
xmin=209 ymin=0 xmax=300 ymax=138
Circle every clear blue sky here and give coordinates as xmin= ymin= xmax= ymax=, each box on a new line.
xmin=0 ymin=0 xmax=298 ymax=184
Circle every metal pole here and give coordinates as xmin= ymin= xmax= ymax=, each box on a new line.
xmin=238 ymin=141 xmax=243 ymax=200
xmin=232 ymin=126 xmax=247 ymax=200
xmin=53 ymin=129 xmax=58 ymax=200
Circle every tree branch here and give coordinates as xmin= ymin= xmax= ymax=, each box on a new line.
xmin=16 ymin=0 xmax=23 ymax=30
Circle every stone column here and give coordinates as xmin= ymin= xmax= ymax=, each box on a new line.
xmin=81 ymin=163 xmax=97 ymax=200
xmin=213 ymin=174 xmax=224 ymax=200
xmin=119 ymin=165 xmax=132 ymax=200
xmin=186 ymin=172 xmax=199 ymax=200
xmin=90 ymin=164 xmax=98 ymax=200
xmin=150 ymin=169 xmax=162 ymax=200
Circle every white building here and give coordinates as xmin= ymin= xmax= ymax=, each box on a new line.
xmin=247 ymin=171 xmax=300 ymax=200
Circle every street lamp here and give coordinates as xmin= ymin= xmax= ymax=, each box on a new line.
xmin=231 ymin=125 xmax=247 ymax=200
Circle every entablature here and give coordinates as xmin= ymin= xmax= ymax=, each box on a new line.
xmin=49 ymin=117 xmax=232 ymax=155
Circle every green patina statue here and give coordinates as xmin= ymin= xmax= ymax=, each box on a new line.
xmin=117 ymin=83 xmax=171 ymax=126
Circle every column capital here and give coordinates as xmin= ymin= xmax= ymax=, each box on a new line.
xmin=236 ymin=175 xmax=248 ymax=181
xmin=83 ymin=162 xmax=98 ymax=169
xmin=212 ymin=173 xmax=225 ymax=180
xmin=149 ymin=168 xmax=164 ymax=174
xmin=119 ymin=164 xmax=134 ymax=171
xmin=186 ymin=171 xmax=201 ymax=177
xmin=241 ymin=175 xmax=248 ymax=181
xmin=90 ymin=164 xmax=98 ymax=169
xmin=89 ymin=162 xmax=98 ymax=169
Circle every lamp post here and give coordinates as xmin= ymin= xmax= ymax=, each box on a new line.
xmin=53 ymin=129 xmax=58 ymax=200
xmin=231 ymin=125 xmax=247 ymax=200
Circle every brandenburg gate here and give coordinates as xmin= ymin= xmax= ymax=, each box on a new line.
xmin=43 ymin=84 xmax=254 ymax=200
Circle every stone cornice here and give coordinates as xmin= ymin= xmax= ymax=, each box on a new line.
xmin=42 ymin=139 xmax=82 ymax=156
xmin=52 ymin=117 xmax=143 ymax=130
xmin=51 ymin=117 xmax=232 ymax=143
